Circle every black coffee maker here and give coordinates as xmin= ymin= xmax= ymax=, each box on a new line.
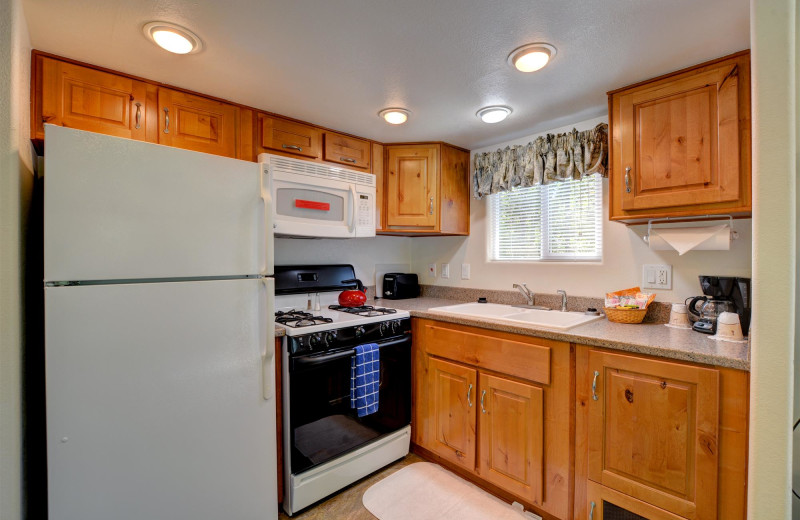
xmin=687 ymin=276 xmax=751 ymax=335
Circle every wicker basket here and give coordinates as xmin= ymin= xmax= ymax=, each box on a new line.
xmin=604 ymin=306 xmax=647 ymax=324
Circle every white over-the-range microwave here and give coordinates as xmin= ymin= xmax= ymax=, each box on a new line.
xmin=258 ymin=153 xmax=376 ymax=238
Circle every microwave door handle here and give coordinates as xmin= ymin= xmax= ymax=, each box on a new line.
xmin=349 ymin=185 xmax=357 ymax=233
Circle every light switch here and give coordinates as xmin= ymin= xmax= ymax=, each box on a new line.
xmin=461 ymin=263 xmax=470 ymax=280
xmin=428 ymin=263 xmax=437 ymax=278
xmin=642 ymin=264 xmax=672 ymax=290
xmin=441 ymin=263 xmax=450 ymax=279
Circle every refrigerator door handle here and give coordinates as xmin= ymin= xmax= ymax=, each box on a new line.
xmin=260 ymin=278 xmax=275 ymax=400
xmin=260 ymin=164 xmax=274 ymax=276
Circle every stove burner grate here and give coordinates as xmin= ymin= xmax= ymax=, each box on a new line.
xmin=275 ymin=310 xmax=334 ymax=328
xmin=327 ymin=305 xmax=398 ymax=317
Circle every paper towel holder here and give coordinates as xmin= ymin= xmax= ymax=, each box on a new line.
xmin=642 ymin=215 xmax=739 ymax=244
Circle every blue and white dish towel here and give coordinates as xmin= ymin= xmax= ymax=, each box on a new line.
xmin=351 ymin=343 xmax=380 ymax=417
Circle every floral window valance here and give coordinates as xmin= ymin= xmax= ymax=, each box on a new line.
xmin=473 ymin=122 xmax=609 ymax=199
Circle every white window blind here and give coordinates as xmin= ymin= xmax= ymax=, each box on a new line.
xmin=488 ymin=174 xmax=603 ymax=261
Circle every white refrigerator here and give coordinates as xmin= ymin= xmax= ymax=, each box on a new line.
xmin=43 ymin=125 xmax=277 ymax=520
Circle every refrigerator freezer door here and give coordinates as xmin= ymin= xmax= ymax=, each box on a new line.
xmin=45 ymin=278 xmax=277 ymax=520
xmin=44 ymin=125 xmax=273 ymax=282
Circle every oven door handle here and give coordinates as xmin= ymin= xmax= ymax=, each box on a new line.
xmin=292 ymin=336 xmax=410 ymax=367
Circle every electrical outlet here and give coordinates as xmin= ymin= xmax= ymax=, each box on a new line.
xmin=642 ymin=264 xmax=672 ymax=290
xmin=461 ymin=263 xmax=471 ymax=280
xmin=428 ymin=263 xmax=437 ymax=278
xmin=441 ymin=263 xmax=450 ymax=279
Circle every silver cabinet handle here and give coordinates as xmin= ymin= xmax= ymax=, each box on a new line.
xmin=163 ymin=107 xmax=169 ymax=134
xmin=625 ymin=166 xmax=631 ymax=193
xmin=590 ymin=501 xmax=596 ymax=520
xmin=480 ymin=390 xmax=487 ymax=413
xmin=134 ymin=102 xmax=142 ymax=130
xmin=592 ymin=370 xmax=600 ymax=401
xmin=429 ymin=196 xmax=434 ymax=215
xmin=467 ymin=383 xmax=473 ymax=407
xmin=282 ymin=144 xmax=302 ymax=152
xmin=340 ymin=157 xmax=356 ymax=163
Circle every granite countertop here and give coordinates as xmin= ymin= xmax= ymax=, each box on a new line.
xmin=371 ymin=296 xmax=750 ymax=371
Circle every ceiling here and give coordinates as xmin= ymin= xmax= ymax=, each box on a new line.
xmin=22 ymin=0 xmax=749 ymax=150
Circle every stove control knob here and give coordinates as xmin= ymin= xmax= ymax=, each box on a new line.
xmin=309 ymin=334 xmax=322 ymax=348
xmin=379 ymin=322 xmax=388 ymax=336
xmin=354 ymin=326 xmax=366 ymax=338
xmin=390 ymin=320 xmax=400 ymax=334
xmin=325 ymin=332 xmax=337 ymax=346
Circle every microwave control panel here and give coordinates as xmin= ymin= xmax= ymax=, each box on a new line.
xmin=355 ymin=192 xmax=375 ymax=237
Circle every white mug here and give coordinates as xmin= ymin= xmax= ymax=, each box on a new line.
xmin=669 ymin=303 xmax=690 ymax=327
xmin=716 ymin=312 xmax=743 ymax=340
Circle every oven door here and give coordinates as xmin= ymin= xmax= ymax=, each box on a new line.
xmin=287 ymin=335 xmax=411 ymax=475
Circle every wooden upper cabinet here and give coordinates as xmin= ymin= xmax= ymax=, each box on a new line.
xmin=478 ymin=373 xmax=544 ymax=506
xmin=587 ymin=350 xmax=720 ymax=520
xmin=157 ymin=88 xmax=240 ymax=158
xmin=323 ymin=131 xmax=370 ymax=169
xmin=257 ymin=114 xmax=321 ymax=160
xmin=386 ymin=145 xmax=440 ymax=229
xmin=35 ymin=56 xmax=147 ymax=142
xmin=609 ymin=51 xmax=751 ymax=221
xmin=427 ymin=357 xmax=477 ymax=471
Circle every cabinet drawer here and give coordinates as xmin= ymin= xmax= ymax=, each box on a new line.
xmin=421 ymin=323 xmax=551 ymax=385
xmin=584 ymin=481 xmax=687 ymax=520
xmin=323 ymin=131 xmax=370 ymax=169
xmin=258 ymin=114 xmax=321 ymax=159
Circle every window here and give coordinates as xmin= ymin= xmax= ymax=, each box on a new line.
xmin=488 ymin=174 xmax=603 ymax=261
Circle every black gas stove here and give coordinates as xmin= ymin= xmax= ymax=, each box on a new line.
xmin=275 ymin=310 xmax=333 ymax=328
xmin=327 ymin=305 xmax=399 ymax=317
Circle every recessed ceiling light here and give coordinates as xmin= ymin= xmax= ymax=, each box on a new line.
xmin=507 ymin=43 xmax=557 ymax=72
xmin=378 ymin=108 xmax=410 ymax=125
xmin=143 ymin=22 xmax=203 ymax=55
xmin=476 ymin=106 xmax=512 ymax=124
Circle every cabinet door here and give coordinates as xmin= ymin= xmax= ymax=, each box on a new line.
xmin=427 ymin=357 xmax=477 ymax=471
xmin=257 ymin=114 xmax=321 ymax=159
xmin=157 ymin=88 xmax=240 ymax=158
xmin=478 ymin=373 xmax=544 ymax=506
xmin=323 ymin=131 xmax=371 ymax=170
xmin=585 ymin=481 xmax=687 ymax=520
xmin=588 ymin=351 xmax=719 ymax=520
xmin=386 ymin=145 xmax=439 ymax=229
xmin=618 ymin=58 xmax=742 ymax=211
xmin=37 ymin=57 xmax=147 ymax=141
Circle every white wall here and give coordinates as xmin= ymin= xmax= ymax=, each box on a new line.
xmin=275 ymin=236 xmax=412 ymax=286
xmin=0 ymin=0 xmax=33 ymax=519
xmin=749 ymin=0 xmax=797 ymax=518
xmin=410 ymin=117 xmax=752 ymax=303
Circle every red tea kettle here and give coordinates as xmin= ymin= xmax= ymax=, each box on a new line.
xmin=338 ymin=278 xmax=367 ymax=307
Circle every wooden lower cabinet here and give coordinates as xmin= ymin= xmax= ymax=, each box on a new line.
xmin=575 ymin=346 xmax=749 ymax=520
xmin=478 ymin=372 xmax=544 ymax=505
xmin=413 ymin=319 xmax=570 ymax=518
xmin=428 ymin=357 xmax=477 ymax=470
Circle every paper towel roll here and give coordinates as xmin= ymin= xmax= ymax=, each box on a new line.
xmin=648 ymin=224 xmax=731 ymax=255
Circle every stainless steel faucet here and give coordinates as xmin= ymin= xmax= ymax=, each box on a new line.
xmin=557 ymin=290 xmax=567 ymax=312
xmin=513 ymin=283 xmax=534 ymax=306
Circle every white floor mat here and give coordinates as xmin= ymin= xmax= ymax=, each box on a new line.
xmin=362 ymin=462 xmax=540 ymax=520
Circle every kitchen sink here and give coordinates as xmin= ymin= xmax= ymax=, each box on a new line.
xmin=427 ymin=302 xmax=603 ymax=330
